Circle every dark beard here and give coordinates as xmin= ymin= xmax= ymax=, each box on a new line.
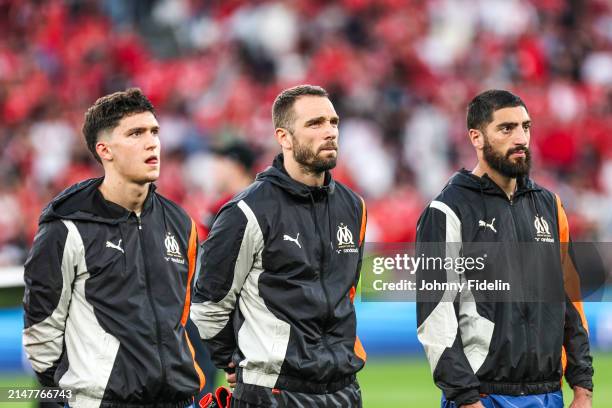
xmin=482 ymin=137 xmax=531 ymax=178
xmin=292 ymin=135 xmax=337 ymax=175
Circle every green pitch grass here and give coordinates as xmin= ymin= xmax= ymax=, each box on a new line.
xmin=357 ymin=354 xmax=612 ymax=407
xmin=0 ymin=375 xmax=37 ymax=408
xmin=2 ymin=353 xmax=611 ymax=407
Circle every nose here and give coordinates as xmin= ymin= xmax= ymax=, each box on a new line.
xmin=324 ymin=122 xmax=339 ymax=140
xmin=145 ymin=130 xmax=160 ymax=150
xmin=514 ymin=127 xmax=528 ymax=146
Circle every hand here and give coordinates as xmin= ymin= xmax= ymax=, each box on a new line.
xmin=569 ymin=386 xmax=592 ymax=408
xmin=225 ymin=362 xmax=237 ymax=388
xmin=461 ymin=402 xmax=485 ymax=408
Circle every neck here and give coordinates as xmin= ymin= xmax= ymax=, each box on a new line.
xmin=98 ymin=174 xmax=150 ymax=214
xmin=472 ymin=161 xmax=516 ymax=199
xmin=283 ymin=154 xmax=325 ymax=187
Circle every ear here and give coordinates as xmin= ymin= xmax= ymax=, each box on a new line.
xmin=469 ymin=128 xmax=484 ymax=150
xmin=275 ymin=128 xmax=292 ymax=151
xmin=96 ymin=140 xmax=113 ymax=162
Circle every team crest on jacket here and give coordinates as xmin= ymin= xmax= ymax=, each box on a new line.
xmin=534 ymin=216 xmax=554 ymax=243
xmin=164 ymin=232 xmax=185 ymax=264
xmin=336 ymin=223 xmax=358 ymax=254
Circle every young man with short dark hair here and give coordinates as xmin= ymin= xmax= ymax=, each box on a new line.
xmin=23 ymin=88 xmax=206 ymax=407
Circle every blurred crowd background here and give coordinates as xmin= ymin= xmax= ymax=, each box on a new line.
xmin=2 ymin=0 xmax=612 ymax=266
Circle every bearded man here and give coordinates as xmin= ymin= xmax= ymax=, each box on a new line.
xmin=191 ymin=85 xmax=367 ymax=407
xmin=416 ymin=90 xmax=593 ymax=408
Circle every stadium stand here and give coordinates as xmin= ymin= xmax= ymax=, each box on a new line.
xmin=1 ymin=0 xmax=612 ymax=265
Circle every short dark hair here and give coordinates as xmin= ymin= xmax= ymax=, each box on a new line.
xmin=82 ymin=88 xmax=155 ymax=163
xmin=272 ymin=85 xmax=328 ymax=133
xmin=467 ymin=90 xmax=527 ymax=131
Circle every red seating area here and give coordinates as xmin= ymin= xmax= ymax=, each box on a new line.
xmin=1 ymin=0 xmax=612 ymax=264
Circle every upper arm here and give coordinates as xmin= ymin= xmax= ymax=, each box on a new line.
xmin=23 ymin=219 xmax=84 ymax=377
xmin=191 ymin=200 xmax=264 ymax=342
xmin=193 ymin=200 xmax=262 ymax=303
xmin=24 ymin=220 xmax=72 ymax=327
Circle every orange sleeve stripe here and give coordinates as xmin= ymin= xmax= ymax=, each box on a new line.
xmin=352 ymin=283 xmax=365 ymax=359
xmin=358 ymin=196 xmax=366 ymax=247
xmin=354 ymin=335 xmax=367 ymax=362
xmin=555 ymin=194 xmax=589 ymax=380
xmin=355 ymin=198 xmax=366 ymax=362
xmin=181 ymin=219 xmax=198 ymax=327
xmin=561 ymin=346 xmax=567 ymax=384
xmin=185 ymin=331 xmax=206 ymax=391
xmin=555 ymin=194 xmax=589 ymax=332
xmin=573 ymin=300 xmax=589 ymax=333
xmin=561 ymin=301 xmax=590 ymax=384
xmin=555 ymin=194 xmax=569 ymax=243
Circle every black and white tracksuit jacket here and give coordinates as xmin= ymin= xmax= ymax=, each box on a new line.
xmin=191 ymin=154 xmax=367 ymax=406
xmin=23 ymin=178 xmax=205 ymax=407
xmin=416 ymin=169 xmax=593 ymax=407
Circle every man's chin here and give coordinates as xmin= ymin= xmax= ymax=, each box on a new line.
xmin=508 ymin=159 xmax=530 ymax=175
xmin=135 ymin=172 xmax=159 ymax=184
xmin=314 ymin=158 xmax=337 ymax=172
xmin=500 ymin=166 xmax=530 ymax=179
xmin=509 ymin=156 xmax=527 ymax=165
xmin=147 ymin=172 xmax=160 ymax=182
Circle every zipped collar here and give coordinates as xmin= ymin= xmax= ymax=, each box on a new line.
xmin=449 ymin=168 xmax=541 ymax=198
xmin=39 ymin=177 xmax=157 ymax=225
xmin=255 ymin=154 xmax=336 ymax=200
xmin=448 ymin=169 xmax=544 ymax=228
xmin=257 ymin=153 xmax=337 ymax=267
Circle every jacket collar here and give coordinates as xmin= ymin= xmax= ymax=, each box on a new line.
xmin=450 ymin=168 xmax=541 ymax=198
xmin=40 ymin=177 xmax=157 ymax=224
xmin=256 ymin=154 xmax=336 ymax=200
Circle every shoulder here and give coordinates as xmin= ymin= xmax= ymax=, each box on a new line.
xmin=423 ymin=185 xmax=464 ymax=219
xmin=34 ymin=219 xmax=71 ymax=242
xmin=530 ymin=183 xmax=564 ymax=226
xmin=333 ymin=181 xmax=366 ymax=213
xmin=209 ymin=182 xmax=269 ymax=229
xmin=154 ymin=193 xmax=194 ymax=228
xmin=216 ymin=180 xmax=269 ymax=217
xmin=532 ymin=182 xmax=558 ymax=202
xmin=229 ymin=180 xmax=269 ymax=205
xmin=220 ymin=180 xmax=294 ymax=226
xmin=27 ymin=220 xmax=81 ymax=266
xmin=523 ymin=178 xmax=561 ymax=215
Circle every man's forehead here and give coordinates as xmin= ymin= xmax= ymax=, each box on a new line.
xmin=116 ymin=111 xmax=159 ymax=129
xmin=293 ymin=96 xmax=337 ymax=118
xmin=491 ymin=106 xmax=530 ymax=123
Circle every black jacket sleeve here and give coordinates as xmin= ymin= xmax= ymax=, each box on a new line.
xmin=23 ymin=220 xmax=77 ymax=387
xmin=354 ymin=197 xmax=367 ymax=289
xmin=416 ymin=202 xmax=481 ymax=407
xmin=556 ymin=197 xmax=594 ymax=390
xmin=190 ymin=202 xmax=261 ymax=370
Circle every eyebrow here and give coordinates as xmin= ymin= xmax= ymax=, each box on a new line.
xmin=496 ymin=120 xmax=531 ymax=129
xmin=304 ymin=116 xmax=340 ymax=126
xmin=125 ymin=125 xmax=160 ymax=135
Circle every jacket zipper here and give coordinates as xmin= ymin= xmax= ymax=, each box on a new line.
xmin=136 ymin=214 xmax=167 ymax=390
xmin=310 ymin=194 xmax=339 ymax=382
xmin=507 ymin=195 xmax=531 ymax=368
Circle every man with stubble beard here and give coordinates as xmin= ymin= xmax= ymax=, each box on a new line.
xmin=191 ymin=85 xmax=367 ymax=407
xmin=416 ymin=90 xmax=593 ymax=408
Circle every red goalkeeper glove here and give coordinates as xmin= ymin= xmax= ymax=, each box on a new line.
xmin=198 ymin=386 xmax=232 ymax=408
